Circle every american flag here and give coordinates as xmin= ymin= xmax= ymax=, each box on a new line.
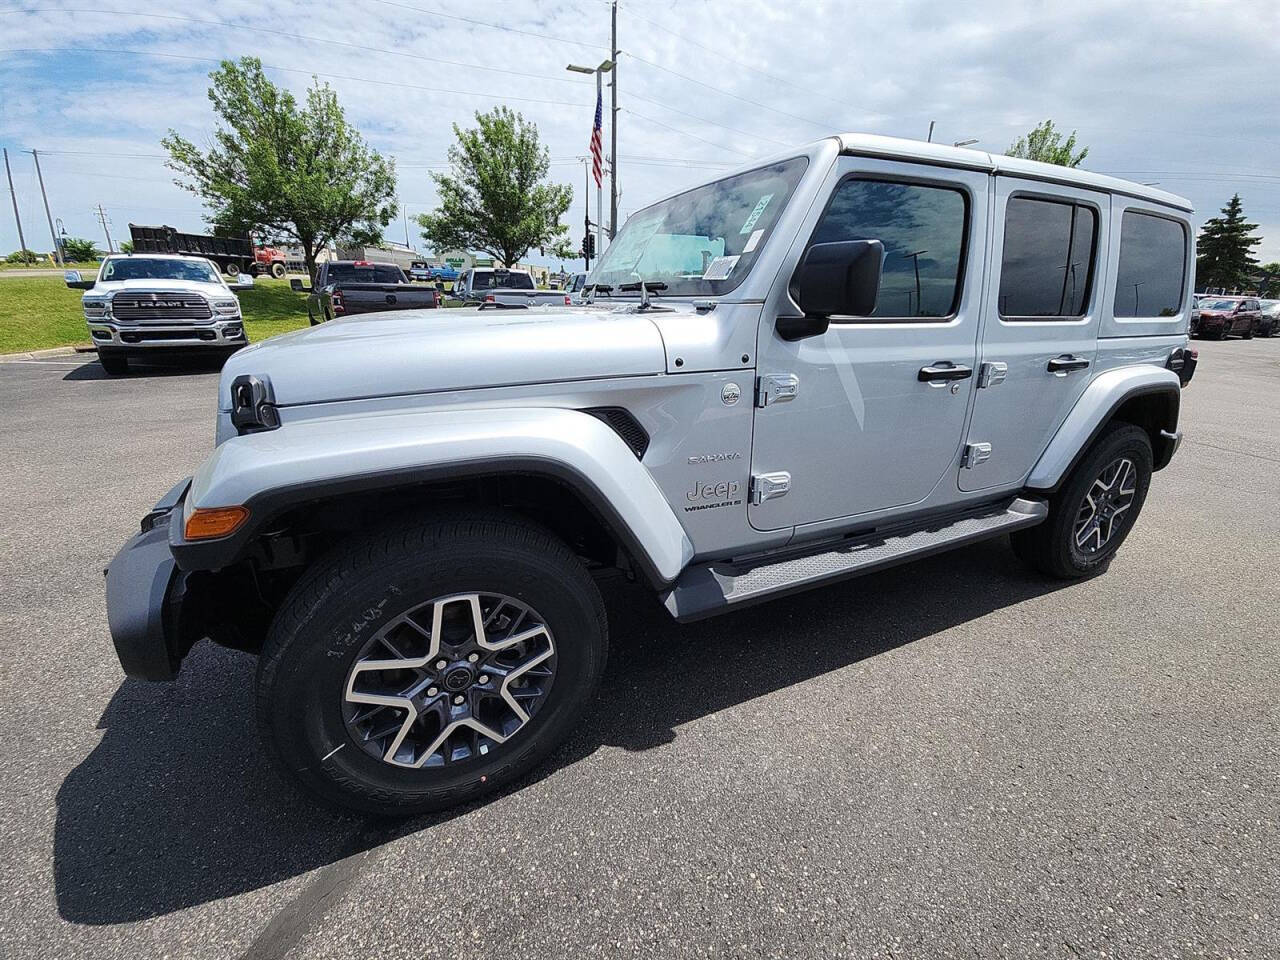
xmin=590 ymin=87 xmax=604 ymax=187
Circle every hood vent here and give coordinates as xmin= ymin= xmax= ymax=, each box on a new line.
xmin=584 ymin=407 xmax=649 ymax=459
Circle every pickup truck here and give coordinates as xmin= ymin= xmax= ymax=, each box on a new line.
xmin=103 ymin=133 xmax=1197 ymax=815
xmin=455 ymin=267 xmax=571 ymax=307
xmin=64 ymin=253 xmax=252 ymax=374
xmin=292 ymin=260 xmax=440 ymax=324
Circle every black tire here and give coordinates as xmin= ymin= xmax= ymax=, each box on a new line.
xmin=1216 ymin=326 xmax=1230 ymax=340
xmin=223 ymin=260 xmax=241 ymax=277
xmin=98 ymin=351 xmax=128 ymax=375
xmin=270 ymin=261 xmax=286 ymax=279
xmin=256 ymin=512 xmax=608 ymax=816
xmin=1011 ymin=422 xmax=1153 ymax=579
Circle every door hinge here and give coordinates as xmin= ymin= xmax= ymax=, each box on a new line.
xmin=755 ymin=373 xmax=799 ymax=407
xmin=961 ymin=442 xmax=992 ymax=469
xmin=977 ymin=361 xmax=1007 ymax=388
xmin=750 ymin=471 xmax=791 ymax=504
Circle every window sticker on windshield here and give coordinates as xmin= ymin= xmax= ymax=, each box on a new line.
xmin=702 ymin=255 xmax=740 ymax=281
xmin=739 ymin=194 xmax=774 ymax=235
xmin=742 ymin=229 xmax=764 ymax=254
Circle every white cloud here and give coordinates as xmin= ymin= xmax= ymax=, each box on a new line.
xmin=1 ymin=0 xmax=1277 ymax=265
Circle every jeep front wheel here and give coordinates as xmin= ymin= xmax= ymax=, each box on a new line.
xmin=1012 ymin=422 xmax=1153 ymax=579
xmin=256 ymin=513 xmax=608 ymax=815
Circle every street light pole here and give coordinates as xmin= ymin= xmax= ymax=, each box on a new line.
xmin=609 ymin=0 xmax=618 ymax=240
xmin=567 ymin=58 xmax=615 ymax=262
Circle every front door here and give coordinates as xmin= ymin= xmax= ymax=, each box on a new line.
xmin=750 ymin=157 xmax=989 ymax=531
xmin=959 ymin=179 xmax=1108 ymax=491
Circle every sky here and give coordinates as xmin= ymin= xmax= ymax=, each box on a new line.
xmin=1 ymin=0 xmax=1278 ymax=269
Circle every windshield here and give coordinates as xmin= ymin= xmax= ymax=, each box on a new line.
xmin=100 ymin=257 xmax=221 ymax=283
xmin=327 ymin=263 xmax=404 ymax=284
xmin=473 ymin=270 xmax=535 ymax=290
xmin=589 ymin=157 xmax=808 ymax=296
xmin=1200 ymin=298 xmax=1238 ymax=310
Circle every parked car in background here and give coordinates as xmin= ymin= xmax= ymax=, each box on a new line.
xmin=408 ymin=260 xmax=433 ymax=282
xmin=564 ymin=271 xmax=589 ymax=302
xmin=1192 ymin=296 xmax=1260 ymax=339
xmin=1259 ymin=300 xmax=1280 ymax=337
xmin=129 ymin=223 xmax=288 ymax=279
xmin=291 ymin=260 xmax=440 ymax=324
xmin=456 ymin=267 xmax=571 ymax=307
xmin=104 ymin=134 xmax=1196 ymax=815
xmin=64 ymin=254 xmax=252 ymax=374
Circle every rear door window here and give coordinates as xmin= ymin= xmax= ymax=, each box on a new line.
xmin=998 ymin=197 xmax=1097 ymax=319
xmin=1113 ymin=212 xmax=1187 ymax=317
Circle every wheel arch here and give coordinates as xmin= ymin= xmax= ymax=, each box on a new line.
xmin=172 ymin=407 xmax=694 ymax=590
xmin=1027 ymin=365 xmax=1181 ymax=493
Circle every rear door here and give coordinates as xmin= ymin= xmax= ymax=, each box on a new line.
xmin=959 ymin=180 xmax=1108 ymax=491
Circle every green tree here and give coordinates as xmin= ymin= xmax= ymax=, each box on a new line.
xmin=118 ymin=240 xmax=134 ymax=254
xmin=1006 ymin=120 xmax=1089 ymax=167
xmin=418 ymin=106 xmax=574 ymax=267
xmin=60 ymin=237 xmax=100 ymax=261
xmin=1195 ymin=194 xmax=1261 ymax=291
xmin=5 ymin=249 xmax=38 ymax=264
xmin=163 ymin=57 xmax=397 ymax=283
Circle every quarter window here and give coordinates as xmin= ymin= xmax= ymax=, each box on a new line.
xmin=998 ymin=197 xmax=1097 ymax=319
xmin=1113 ymin=211 xmax=1187 ymax=317
xmin=809 ymin=179 xmax=968 ymax=320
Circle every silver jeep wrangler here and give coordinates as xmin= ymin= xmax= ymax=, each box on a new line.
xmin=105 ymin=134 xmax=1197 ymax=814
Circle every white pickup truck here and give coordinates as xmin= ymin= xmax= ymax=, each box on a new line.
xmin=65 ymin=254 xmax=252 ymax=374
xmin=455 ymin=267 xmax=570 ymax=307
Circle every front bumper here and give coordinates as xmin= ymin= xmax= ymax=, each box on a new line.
xmin=88 ymin=317 xmax=247 ymax=350
xmin=104 ymin=478 xmax=194 ymax=680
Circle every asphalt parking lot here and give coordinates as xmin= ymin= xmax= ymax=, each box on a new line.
xmin=1 ymin=339 xmax=1277 ymax=959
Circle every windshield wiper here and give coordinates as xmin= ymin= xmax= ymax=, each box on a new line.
xmin=584 ymin=283 xmax=612 ymax=304
xmin=619 ymin=280 xmax=667 ymax=309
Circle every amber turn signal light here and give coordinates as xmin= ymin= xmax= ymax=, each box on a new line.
xmin=184 ymin=506 xmax=250 ymax=541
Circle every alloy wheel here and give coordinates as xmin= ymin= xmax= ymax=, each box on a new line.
xmin=342 ymin=592 xmax=556 ymax=768
xmin=1072 ymin=457 xmax=1137 ymax=555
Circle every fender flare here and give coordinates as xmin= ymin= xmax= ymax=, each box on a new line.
xmin=172 ymin=407 xmax=695 ymax=587
xmin=1026 ymin=365 xmax=1181 ymax=492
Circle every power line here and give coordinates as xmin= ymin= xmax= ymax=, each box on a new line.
xmin=619 ymin=6 xmax=855 ymax=114
xmin=363 ymin=0 xmax=606 ymax=50
xmin=623 ymin=51 xmax=837 ymax=132
xmin=625 ymin=90 xmax=792 ymax=148
xmin=0 ymin=9 xmax=594 ymax=85
xmin=622 ymin=107 xmax=755 ymax=158
xmin=1 ymin=48 xmax=591 ymax=107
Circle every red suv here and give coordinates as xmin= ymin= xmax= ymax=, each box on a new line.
xmin=1192 ymin=296 xmax=1261 ymax=340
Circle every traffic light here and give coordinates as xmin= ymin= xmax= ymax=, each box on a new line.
xmin=585 ymin=233 xmax=596 ymax=259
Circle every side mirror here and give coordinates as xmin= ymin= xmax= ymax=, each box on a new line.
xmin=781 ymin=240 xmax=883 ymax=340
xmin=64 ymin=270 xmax=93 ymax=290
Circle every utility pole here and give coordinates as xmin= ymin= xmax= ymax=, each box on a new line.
xmin=3 ymin=148 xmax=28 ymax=257
xmin=95 ymin=203 xmax=115 ymax=253
xmin=926 ymin=120 xmax=935 ymax=143
xmin=609 ymin=0 xmax=618 ymax=240
xmin=29 ymin=149 xmax=63 ymax=266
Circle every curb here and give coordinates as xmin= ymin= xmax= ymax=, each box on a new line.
xmin=0 ymin=344 xmax=95 ymax=361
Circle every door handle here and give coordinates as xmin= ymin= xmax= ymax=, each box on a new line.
xmin=1047 ymin=355 xmax=1090 ymax=373
xmin=918 ymin=362 xmax=973 ymax=383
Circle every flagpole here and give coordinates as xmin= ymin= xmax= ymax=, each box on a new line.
xmin=595 ymin=68 xmax=604 ymax=261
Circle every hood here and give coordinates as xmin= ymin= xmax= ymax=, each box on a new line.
xmin=92 ymin=278 xmax=232 ymax=297
xmin=219 ymin=305 xmax=668 ymax=409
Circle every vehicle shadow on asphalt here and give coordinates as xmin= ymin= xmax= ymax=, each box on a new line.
xmin=53 ymin=538 xmax=1074 ymax=926
xmin=61 ymin=357 xmax=228 ymax=381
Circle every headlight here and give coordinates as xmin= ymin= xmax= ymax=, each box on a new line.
xmin=83 ymin=298 xmax=110 ymax=317
xmin=212 ymin=299 xmax=241 ymax=315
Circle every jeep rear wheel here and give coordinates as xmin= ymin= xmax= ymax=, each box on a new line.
xmin=1012 ymin=422 xmax=1153 ymax=579
xmin=257 ymin=513 xmax=607 ymax=816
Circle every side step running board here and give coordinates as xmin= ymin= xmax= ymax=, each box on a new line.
xmin=662 ymin=497 xmax=1048 ymax=621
